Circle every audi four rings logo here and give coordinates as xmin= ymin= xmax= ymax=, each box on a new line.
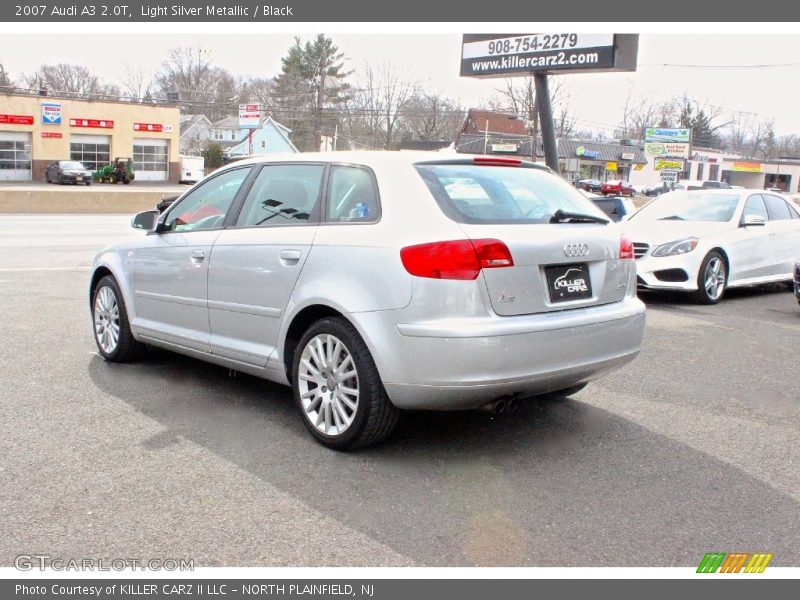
xmin=563 ymin=243 xmax=590 ymax=257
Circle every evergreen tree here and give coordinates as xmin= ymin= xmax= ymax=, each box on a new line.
xmin=272 ymin=35 xmax=351 ymax=151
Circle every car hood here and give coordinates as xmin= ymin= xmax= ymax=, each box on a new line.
xmin=618 ymin=219 xmax=733 ymax=245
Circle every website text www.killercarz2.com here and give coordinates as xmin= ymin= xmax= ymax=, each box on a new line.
xmin=470 ymin=51 xmax=600 ymax=73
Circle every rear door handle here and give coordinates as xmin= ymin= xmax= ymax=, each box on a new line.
xmin=190 ymin=249 xmax=206 ymax=262
xmin=279 ymin=249 xmax=302 ymax=266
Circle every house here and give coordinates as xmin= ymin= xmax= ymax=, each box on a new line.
xmin=179 ymin=114 xmax=213 ymax=155
xmin=210 ymin=115 xmax=299 ymax=157
xmin=455 ymin=109 xmax=531 ymax=155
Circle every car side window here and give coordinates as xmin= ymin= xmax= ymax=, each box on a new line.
xmin=163 ymin=167 xmax=251 ymax=233
xmin=763 ymin=194 xmax=792 ymax=221
xmin=742 ymin=195 xmax=769 ymax=222
xmin=236 ymin=163 xmax=324 ymax=227
xmin=326 ymin=166 xmax=380 ymax=222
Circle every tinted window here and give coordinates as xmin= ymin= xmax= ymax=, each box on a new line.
xmin=327 ymin=166 xmax=380 ymax=222
xmin=763 ymin=194 xmax=792 ymax=220
xmin=236 ymin=164 xmax=324 ymax=227
xmin=742 ymin=195 xmax=769 ymax=222
xmin=416 ymin=164 xmax=607 ymax=224
xmin=592 ymin=199 xmax=620 ymax=219
xmin=164 ymin=167 xmax=251 ymax=232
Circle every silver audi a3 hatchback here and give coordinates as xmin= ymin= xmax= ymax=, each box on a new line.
xmin=90 ymin=152 xmax=646 ymax=449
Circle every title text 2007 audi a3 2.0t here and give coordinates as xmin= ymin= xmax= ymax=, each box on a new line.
xmin=89 ymin=152 xmax=646 ymax=449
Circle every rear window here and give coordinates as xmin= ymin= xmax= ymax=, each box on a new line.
xmin=415 ymin=164 xmax=607 ymax=224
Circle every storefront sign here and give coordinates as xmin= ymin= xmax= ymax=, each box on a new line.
xmin=732 ymin=161 xmax=762 ymax=173
xmin=644 ymin=127 xmax=691 ymax=143
xmin=134 ymin=122 xmax=174 ymax=133
xmin=575 ymin=146 xmax=600 ymax=159
xmin=620 ymin=152 xmax=635 ymax=160
xmin=460 ymin=34 xmax=639 ymax=77
xmin=645 ymin=142 xmax=690 ymax=158
xmin=41 ymin=132 xmax=62 ymax=139
xmin=655 ymin=158 xmax=684 ymax=171
xmin=70 ymin=118 xmax=114 ymax=129
xmin=606 ymin=162 xmax=618 ymax=171
xmin=0 ymin=114 xmax=34 ymax=125
xmin=661 ymin=171 xmax=678 ymax=183
xmin=41 ymin=102 xmax=62 ymax=125
xmin=491 ymin=143 xmax=519 ymax=153
xmin=634 ymin=164 xmax=644 ymax=171
xmin=239 ymin=104 xmax=260 ymax=129
xmin=691 ymin=153 xmax=717 ymax=163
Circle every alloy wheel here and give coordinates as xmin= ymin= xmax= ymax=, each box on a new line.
xmin=93 ymin=286 xmax=121 ymax=354
xmin=297 ymin=334 xmax=359 ymax=436
xmin=704 ymin=257 xmax=726 ymax=301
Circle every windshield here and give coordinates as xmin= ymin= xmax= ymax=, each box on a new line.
xmin=61 ymin=161 xmax=87 ymax=170
xmin=415 ymin=163 xmax=608 ymax=224
xmin=630 ymin=191 xmax=741 ymax=222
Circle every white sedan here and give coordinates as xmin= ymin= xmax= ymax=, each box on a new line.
xmin=622 ymin=189 xmax=800 ymax=304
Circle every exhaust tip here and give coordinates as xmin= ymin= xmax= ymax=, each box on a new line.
xmin=507 ymin=398 xmax=520 ymax=413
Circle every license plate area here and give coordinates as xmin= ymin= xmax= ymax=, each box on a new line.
xmin=545 ymin=263 xmax=593 ymax=303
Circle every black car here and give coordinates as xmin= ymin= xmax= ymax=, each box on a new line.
xmin=45 ymin=160 xmax=92 ymax=185
xmin=590 ymin=195 xmax=637 ymax=222
xmin=794 ymin=259 xmax=800 ymax=306
xmin=577 ymin=178 xmax=603 ymax=193
xmin=644 ymin=183 xmax=670 ymax=196
xmin=156 ymin=194 xmax=179 ymax=213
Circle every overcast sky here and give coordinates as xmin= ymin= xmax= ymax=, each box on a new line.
xmin=3 ymin=33 xmax=800 ymax=136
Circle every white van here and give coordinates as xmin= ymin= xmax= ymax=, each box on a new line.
xmin=179 ymin=155 xmax=205 ymax=184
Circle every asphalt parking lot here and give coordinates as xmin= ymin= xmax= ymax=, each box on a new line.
xmin=0 ymin=214 xmax=798 ymax=567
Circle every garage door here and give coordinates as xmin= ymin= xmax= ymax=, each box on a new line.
xmin=133 ymin=138 xmax=169 ymax=181
xmin=0 ymin=131 xmax=32 ymax=181
xmin=70 ymin=134 xmax=111 ymax=172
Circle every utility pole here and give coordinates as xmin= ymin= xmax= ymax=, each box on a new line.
xmin=483 ymin=119 xmax=489 ymax=154
xmin=534 ymin=72 xmax=559 ymax=171
xmin=314 ymin=65 xmax=326 ymax=152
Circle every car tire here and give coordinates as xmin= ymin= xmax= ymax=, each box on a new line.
xmin=694 ymin=251 xmax=727 ymax=305
xmin=292 ymin=316 xmax=399 ymax=450
xmin=91 ymin=275 xmax=145 ymax=362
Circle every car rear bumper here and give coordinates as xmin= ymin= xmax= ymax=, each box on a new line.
xmin=356 ymin=296 xmax=646 ymax=410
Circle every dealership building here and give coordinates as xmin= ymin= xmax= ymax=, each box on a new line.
xmin=0 ymin=92 xmax=180 ymax=182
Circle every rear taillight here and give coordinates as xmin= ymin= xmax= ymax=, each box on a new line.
xmin=619 ymin=235 xmax=634 ymax=260
xmin=400 ymin=239 xmax=514 ymax=280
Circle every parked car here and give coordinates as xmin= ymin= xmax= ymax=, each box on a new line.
xmin=89 ymin=152 xmax=646 ymax=449
xmin=156 ymin=194 xmax=179 ymax=213
xmin=645 ymin=183 xmax=671 ymax=197
xmin=577 ymin=178 xmax=603 ymax=193
xmin=673 ymin=179 xmax=705 ymax=191
xmin=601 ymin=180 xmax=635 ymax=196
xmin=701 ymin=180 xmax=731 ymax=189
xmin=794 ymin=259 xmax=800 ymax=306
xmin=623 ymin=189 xmax=800 ymax=304
xmin=45 ymin=160 xmax=92 ymax=185
xmin=590 ymin=196 xmax=637 ymax=222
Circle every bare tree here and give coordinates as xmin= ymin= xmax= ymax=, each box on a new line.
xmin=119 ymin=63 xmax=153 ymax=102
xmin=0 ymin=61 xmax=13 ymax=90
xmin=23 ymin=63 xmax=115 ymax=97
xmin=616 ymin=92 xmax=673 ymax=141
xmin=401 ymin=89 xmax=465 ymax=141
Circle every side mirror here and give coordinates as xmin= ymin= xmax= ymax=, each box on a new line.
xmin=131 ymin=210 xmax=159 ymax=231
xmin=741 ymin=214 xmax=766 ymax=227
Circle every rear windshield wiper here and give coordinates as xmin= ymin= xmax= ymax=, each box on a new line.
xmin=549 ymin=209 xmax=609 ymax=224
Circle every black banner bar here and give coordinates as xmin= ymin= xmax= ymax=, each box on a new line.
xmin=2 ymin=0 xmax=800 ymax=22
xmin=2 ymin=579 xmax=798 ymax=600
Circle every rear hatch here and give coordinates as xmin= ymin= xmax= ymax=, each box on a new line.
xmin=415 ymin=158 xmax=630 ymax=316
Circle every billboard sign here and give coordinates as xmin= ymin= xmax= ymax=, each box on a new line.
xmin=645 ymin=142 xmax=690 ymax=158
xmin=239 ymin=104 xmax=260 ymax=129
xmin=460 ymin=34 xmax=638 ymax=77
xmin=644 ymin=128 xmax=691 ymax=143
xmin=655 ymin=158 xmax=684 ymax=171
xmin=41 ymin=103 xmax=62 ymax=125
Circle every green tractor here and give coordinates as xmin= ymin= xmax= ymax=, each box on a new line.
xmin=93 ymin=157 xmax=135 ymax=184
